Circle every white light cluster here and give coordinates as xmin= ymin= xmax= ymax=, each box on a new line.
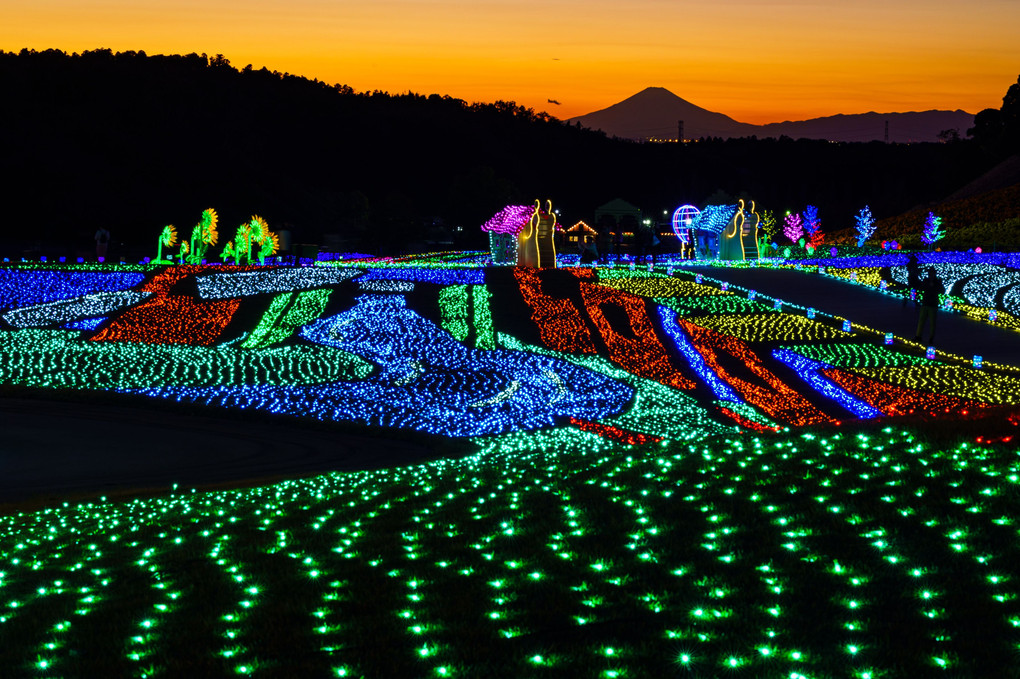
xmin=2 ymin=291 xmax=152 ymax=328
xmin=357 ymin=279 xmax=415 ymax=293
xmin=197 ymin=268 xmax=363 ymax=299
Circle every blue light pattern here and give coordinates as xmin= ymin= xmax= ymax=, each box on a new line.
xmin=62 ymin=317 xmax=108 ymax=331
xmin=692 ymin=205 xmax=739 ymax=235
xmin=0 ymin=270 xmax=147 ymax=312
xmin=356 ymin=267 xmax=485 ymax=286
xmin=656 ymin=304 xmax=741 ymax=403
xmin=128 ymin=294 xmax=634 ymax=437
xmin=2 ymin=291 xmax=152 ymax=328
xmin=772 ymin=349 xmax=883 ymax=419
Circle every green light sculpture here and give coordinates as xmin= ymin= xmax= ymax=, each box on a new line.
xmin=154 ymin=225 xmax=177 ymax=264
xmin=187 ymin=208 xmax=219 ymax=264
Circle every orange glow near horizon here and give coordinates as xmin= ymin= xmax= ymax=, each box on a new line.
xmin=2 ymin=0 xmax=1018 ymax=124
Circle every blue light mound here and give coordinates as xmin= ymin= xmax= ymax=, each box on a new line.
xmin=129 ymin=294 xmax=634 ymax=437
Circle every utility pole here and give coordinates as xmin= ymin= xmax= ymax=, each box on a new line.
xmin=678 ymin=119 xmax=684 ymax=142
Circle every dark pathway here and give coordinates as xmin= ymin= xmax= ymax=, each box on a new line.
xmin=0 ymin=397 xmax=465 ymax=508
xmin=674 ymin=265 xmax=1020 ymax=369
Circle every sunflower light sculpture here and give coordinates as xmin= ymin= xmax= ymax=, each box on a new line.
xmin=154 ymin=224 xmax=177 ymax=264
xmin=187 ymin=208 xmax=219 ymax=264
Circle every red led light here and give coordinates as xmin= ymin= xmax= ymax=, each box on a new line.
xmin=568 ymin=417 xmax=663 ymax=445
xmin=577 ymin=281 xmax=697 ymax=391
xmin=674 ymin=318 xmax=836 ymax=427
xmin=92 ymin=265 xmax=260 ymax=346
xmin=821 ymin=367 xmax=992 ymax=418
xmin=513 ymin=268 xmax=598 ymax=354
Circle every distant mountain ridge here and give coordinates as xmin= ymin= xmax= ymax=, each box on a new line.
xmin=569 ymin=87 xmax=974 ymax=143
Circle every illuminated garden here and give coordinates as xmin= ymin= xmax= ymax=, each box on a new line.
xmin=2 ymin=233 xmax=1020 ymax=677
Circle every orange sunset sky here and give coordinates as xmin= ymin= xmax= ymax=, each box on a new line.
xmin=3 ymin=0 xmax=1018 ymax=124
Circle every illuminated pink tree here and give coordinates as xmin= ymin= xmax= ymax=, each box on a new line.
xmin=783 ymin=213 xmax=804 ymax=244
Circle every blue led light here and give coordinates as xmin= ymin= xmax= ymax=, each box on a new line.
xmin=656 ymin=305 xmax=741 ymax=403
xmin=0 ymin=270 xmax=147 ymax=312
xmin=197 ymin=267 xmax=363 ymax=299
xmin=128 ymin=294 xmax=634 ymax=437
xmin=3 ymin=291 xmax=152 ymax=328
xmin=356 ymin=267 xmax=485 ymax=286
xmin=772 ymin=349 xmax=883 ymax=419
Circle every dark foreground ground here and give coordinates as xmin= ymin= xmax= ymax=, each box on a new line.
xmin=0 ymin=395 xmax=472 ymax=510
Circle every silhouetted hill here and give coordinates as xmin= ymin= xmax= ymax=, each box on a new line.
xmin=944 ymin=154 xmax=1020 ymax=201
xmin=0 ymin=49 xmax=997 ymax=258
xmin=571 ymin=87 xmax=974 ymax=143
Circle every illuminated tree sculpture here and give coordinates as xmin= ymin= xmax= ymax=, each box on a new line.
xmin=854 ymin=205 xmax=876 ymax=247
xmin=155 ymin=225 xmax=177 ymax=264
xmin=760 ymin=209 xmax=779 ymax=243
xmin=922 ymin=211 xmax=946 ymax=249
xmin=187 ymin=208 xmax=219 ymax=264
xmin=783 ymin=212 xmax=804 ymax=245
xmin=802 ymin=205 xmax=823 ymax=248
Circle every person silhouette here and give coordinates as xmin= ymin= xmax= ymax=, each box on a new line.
xmin=902 ymin=253 xmax=920 ymax=308
xmin=94 ymin=227 xmax=111 ymax=262
xmin=914 ymin=268 xmax=940 ymax=344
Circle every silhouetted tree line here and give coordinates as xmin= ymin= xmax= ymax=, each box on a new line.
xmin=0 ymin=48 xmax=1002 ymax=258
xmin=969 ymin=74 xmax=1020 ymax=159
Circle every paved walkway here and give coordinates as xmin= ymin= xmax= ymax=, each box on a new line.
xmin=674 ymin=265 xmax=1020 ymax=369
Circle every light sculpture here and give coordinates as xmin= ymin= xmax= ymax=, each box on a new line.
xmin=802 ymin=205 xmax=823 ymax=249
xmin=154 ymin=225 xmax=177 ymax=264
xmin=516 ymin=200 xmax=558 ymax=269
xmin=671 ymin=205 xmax=700 ymax=256
xmin=922 ymin=212 xmax=946 ymax=250
xmin=852 ymin=207 xmax=877 ymax=249
xmin=783 ymin=213 xmax=804 ymax=245
xmin=481 ymin=205 xmax=534 ymax=265
xmin=187 ymin=208 xmax=219 ymax=264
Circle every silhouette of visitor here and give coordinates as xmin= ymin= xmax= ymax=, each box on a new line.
xmin=94 ymin=227 xmax=110 ymax=262
xmin=915 ymin=268 xmax=940 ymax=345
xmin=903 ymin=253 xmax=921 ymax=309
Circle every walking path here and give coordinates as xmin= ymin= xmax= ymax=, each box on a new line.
xmin=673 ymin=264 xmax=1020 ymax=369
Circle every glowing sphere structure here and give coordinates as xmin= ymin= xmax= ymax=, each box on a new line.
xmin=671 ymin=205 xmax=701 ymax=243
